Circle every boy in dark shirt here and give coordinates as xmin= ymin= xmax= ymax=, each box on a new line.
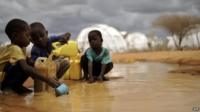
xmin=30 ymin=22 xmax=70 ymax=79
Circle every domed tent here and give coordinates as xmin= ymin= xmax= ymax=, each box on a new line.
xmin=76 ymin=24 xmax=128 ymax=53
xmin=166 ymin=35 xmax=178 ymax=50
xmin=181 ymin=25 xmax=200 ymax=49
xmin=181 ymin=33 xmax=200 ymax=49
xmin=125 ymin=32 xmax=149 ymax=51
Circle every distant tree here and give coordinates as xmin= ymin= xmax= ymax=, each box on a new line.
xmin=153 ymin=14 xmax=200 ymax=50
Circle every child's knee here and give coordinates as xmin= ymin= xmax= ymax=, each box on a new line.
xmin=107 ymin=62 xmax=113 ymax=70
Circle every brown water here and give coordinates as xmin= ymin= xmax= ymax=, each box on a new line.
xmin=1 ymin=62 xmax=200 ymax=112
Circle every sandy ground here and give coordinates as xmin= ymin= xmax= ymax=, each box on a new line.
xmin=112 ymin=50 xmax=200 ymax=75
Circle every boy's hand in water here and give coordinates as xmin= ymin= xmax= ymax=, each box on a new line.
xmin=47 ymin=78 xmax=60 ymax=88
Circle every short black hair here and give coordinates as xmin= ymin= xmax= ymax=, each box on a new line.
xmin=5 ymin=18 xmax=29 ymax=40
xmin=30 ymin=22 xmax=46 ymax=30
xmin=89 ymin=30 xmax=103 ymax=41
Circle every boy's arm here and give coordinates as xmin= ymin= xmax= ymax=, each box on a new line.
xmin=18 ymin=59 xmax=60 ymax=88
xmin=88 ymin=61 xmax=94 ymax=83
xmin=58 ymin=32 xmax=70 ymax=44
xmin=31 ymin=47 xmax=40 ymax=62
xmin=98 ymin=64 xmax=106 ymax=81
xmin=51 ymin=32 xmax=70 ymax=43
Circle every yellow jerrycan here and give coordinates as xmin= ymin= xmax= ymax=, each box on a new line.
xmin=0 ymin=72 xmax=4 ymax=89
xmin=52 ymin=40 xmax=82 ymax=80
xmin=69 ymin=55 xmax=82 ymax=80
xmin=52 ymin=40 xmax=79 ymax=57
xmin=64 ymin=55 xmax=82 ymax=80
xmin=34 ymin=55 xmax=57 ymax=92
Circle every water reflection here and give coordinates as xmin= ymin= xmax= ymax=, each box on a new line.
xmin=0 ymin=62 xmax=200 ymax=112
xmin=108 ymin=62 xmax=200 ymax=112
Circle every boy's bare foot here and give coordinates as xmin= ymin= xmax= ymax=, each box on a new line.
xmin=88 ymin=77 xmax=95 ymax=83
xmin=102 ymin=76 xmax=109 ymax=81
xmin=12 ymin=86 xmax=33 ymax=95
xmin=81 ymin=76 xmax=88 ymax=81
xmin=97 ymin=76 xmax=103 ymax=82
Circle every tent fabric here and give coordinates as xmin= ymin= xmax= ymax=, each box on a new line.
xmin=76 ymin=24 xmax=128 ymax=53
xmin=125 ymin=32 xmax=149 ymax=51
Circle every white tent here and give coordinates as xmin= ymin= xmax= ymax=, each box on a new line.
xmin=125 ymin=32 xmax=149 ymax=51
xmin=167 ymin=32 xmax=200 ymax=50
xmin=181 ymin=33 xmax=200 ymax=49
xmin=167 ymin=35 xmax=178 ymax=50
xmin=76 ymin=24 xmax=128 ymax=53
xmin=181 ymin=26 xmax=200 ymax=49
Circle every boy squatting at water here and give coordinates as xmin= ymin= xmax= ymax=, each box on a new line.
xmin=80 ymin=30 xmax=113 ymax=83
xmin=30 ymin=22 xmax=70 ymax=79
xmin=0 ymin=18 xmax=63 ymax=95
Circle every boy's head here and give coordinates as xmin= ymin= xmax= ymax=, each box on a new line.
xmin=30 ymin=22 xmax=48 ymax=48
xmin=88 ymin=30 xmax=103 ymax=49
xmin=5 ymin=18 xmax=30 ymax=47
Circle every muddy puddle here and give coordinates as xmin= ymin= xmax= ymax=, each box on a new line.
xmin=0 ymin=62 xmax=200 ymax=112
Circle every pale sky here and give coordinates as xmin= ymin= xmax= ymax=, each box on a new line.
xmin=0 ymin=0 xmax=199 ymax=39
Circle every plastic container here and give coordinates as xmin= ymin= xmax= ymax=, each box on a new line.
xmin=69 ymin=56 xmax=82 ymax=80
xmin=52 ymin=40 xmax=82 ymax=80
xmin=34 ymin=57 xmax=48 ymax=92
xmin=0 ymin=72 xmax=4 ymax=90
xmin=52 ymin=42 xmax=62 ymax=49
xmin=64 ymin=55 xmax=82 ymax=80
xmin=0 ymin=72 xmax=3 ymax=82
xmin=52 ymin=40 xmax=79 ymax=57
xmin=52 ymin=45 xmax=62 ymax=56
xmin=64 ymin=68 xmax=70 ymax=80
xmin=34 ymin=56 xmax=57 ymax=92
xmin=55 ymin=83 xmax=69 ymax=96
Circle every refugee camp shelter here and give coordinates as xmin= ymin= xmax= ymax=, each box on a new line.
xmin=181 ymin=25 xmax=200 ymax=49
xmin=76 ymin=24 xmax=128 ymax=53
xmin=125 ymin=32 xmax=149 ymax=51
